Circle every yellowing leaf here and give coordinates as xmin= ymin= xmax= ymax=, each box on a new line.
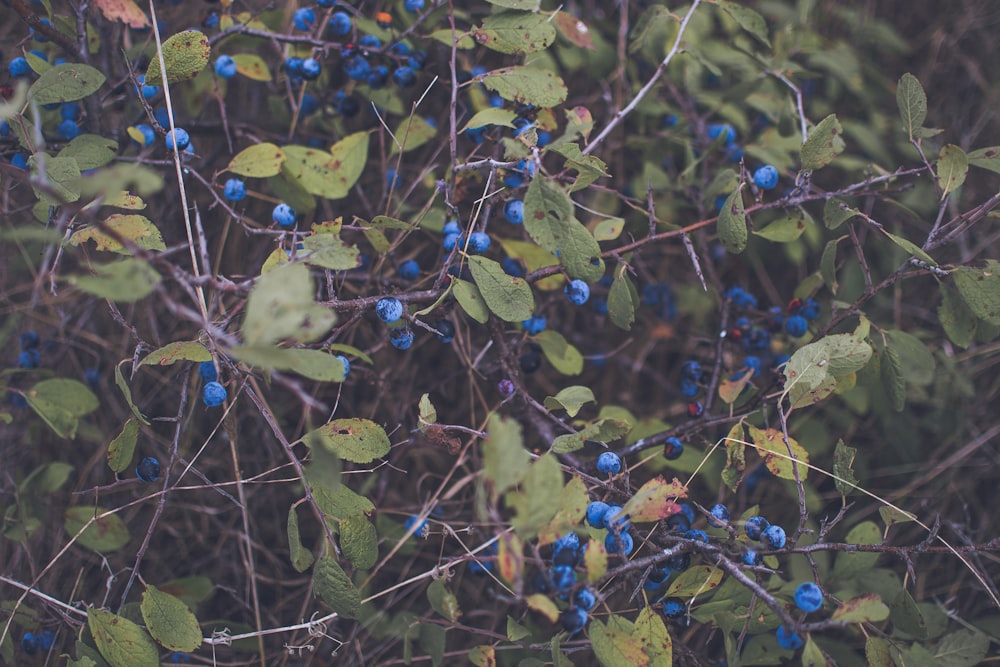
xmin=227 ymin=142 xmax=285 ymax=177
xmin=94 ymin=0 xmax=149 ymax=28
xmin=146 ymin=30 xmax=210 ymax=84
xmin=69 ymin=214 xmax=165 ymax=254
xmin=621 ymin=476 xmax=687 ymax=523
xmin=747 ymin=426 xmax=809 ymax=480
xmin=231 ymin=53 xmax=272 ymax=81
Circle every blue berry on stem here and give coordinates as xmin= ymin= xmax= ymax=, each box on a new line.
xmin=136 ymin=456 xmax=161 ymax=482
xmin=18 ymin=349 xmax=41 ymax=368
xmin=794 ymin=582 xmax=824 ymax=612
xmin=596 ymin=451 xmax=622 ymax=475
xmin=223 ymin=178 xmax=246 ymax=202
xmin=753 ymin=165 xmax=779 ymax=190
xmin=214 ymin=54 xmax=237 ymax=78
xmin=57 ymin=120 xmax=79 ymax=141
xmin=376 ymin=297 xmax=404 ymax=323
xmin=744 ymin=515 xmax=769 ymax=540
xmin=165 ymin=128 xmax=190 ymax=151
xmin=707 ymin=122 xmax=736 ymax=143
xmin=335 ymin=355 xmax=350 ymax=380
xmin=20 ymin=332 xmax=40 ymax=349
xmin=390 ymin=328 xmax=414 ymax=350
xmin=742 ymin=549 xmax=761 ymax=566
xmin=398 ymin=259 xmax=420 ymax=281
xmin=775 ymin=626 xmax=804 ymax=651
xmin=504 ymin=199 xmax=524 ymax=224
xmin=21 ymin=633 xmax=40 ymax=655
xmin=328 ymin=12 xmax=352 ymax=36
xmin=292 ymin=7 xmax=315 ymax=31
xmin=604 ymin=531 xmax=634 ymax=556
xmin=203 ymin=381 xmax=227 ymax=407
xmin=272 ymin=202 xmax=296 ymax=227
xmin=565 ymin=279 xmax=590 ymax=305
xmin=560 ymin=607 xmax=588 ymax=634
xmin=132 ymin=123 xmax=156 ymax=147
xmin=9 ymin=57 xmax=32 ymax=78
xmin=709 ymin=504 xmax=730 ymax=523
xmin=785 ymin=314 xmax=808 ymax=337
xmin=393 ymin=66 xmax=417 ymax=88
xmin=663 ymin=437 xmax=684 ymax=460
xmin=198 ymin=360 xmax=217 ymax=382
xmin=761 ymin=524 xmax=787 ymax=549
xmin=586 ymin=501 xmax=610 ymax=528
xmin=404 ymin=0 xmax=425 ymax=12
xmin=433 ymin=319 xmax=455 ymax=343
xmin=661 ymin=597 xmax=685 ymax=619
xmin=301 ymin=57 xmax=321 ymax=80
xmin=575 ymin=588 xmax=596 ymax=610
xmin=467 ymin=231 xmax=491 ymax=254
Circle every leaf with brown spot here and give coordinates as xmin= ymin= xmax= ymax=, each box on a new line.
xmin=93 ymin=0 xmax=150 ymax=29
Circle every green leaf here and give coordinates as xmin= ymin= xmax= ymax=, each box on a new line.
xmin=140 ymin=341 xmax=211 ymax=366
xmin=287 ymin=504 xmax=315 ymax=572
xmin=593 ymin=217 xmax=625 ymax=241
xmin=717 ymin=1 xmax=771 ymax=47
xmin=418 ymin=393 xmax=437 ymax=425
xmin=340 ymin=513 xmax=378 ymax=570
xmin=427 ymin=579 xmax=461 ymax=623
xmin=543 ymin=386 xmax=595 ymax=417
xmin=866 ymin=637 xmax=894 ymax=667
xmin=460 ymin=108 xmax=517 ymax=132
xmin=753 ymin=211 xmax=808 ymax=242
xmin=227 ymin=143 xmax=285 ymax=177
xmin=497 ymin=239 xmax=562 ymax=290
xmin=608 ymin=267 xmax=639 ymax=331
xmin=784 ymin=327 xmax=872 ymax=408
xmin=506 ymin=454 xmax=563 ymax=540
xmin=937 ymin=144 xmax=969 ymax=198
xmin=484 ymin=0 xmax=540 ymax=9
xmin=313 ymin=554 xmax=361 ymax=619
xmin=474 ymin=11 xmax=556 ymax=55
xmin=390 ymin=116 xmax=437 ymax=155
xmin=20 ymin=461 xmax=74 ymax=495
xmin=59 ymin=134 xmax=118 ymax=170
xmin=418 ymin=623 xmax=446 ymax=667
xmin=831 ymin=594 xmax=890 ymax=624
xmin=549 ymin=142 xmax=609 ymax=192
xmin=801 ymin=637 xmax=826 ymax=667
xmin=28 ymin=63 xmax=106 ymax=104
xmin=69 ymin=258 xmax=160 ymax=302
xmin=25 ymin=378 xmax=99 ymax=439
xmin=452 ymin=279 xmax=490 ymax=323
xmin=241 ymin=263 xmax=336 ymax=346
xmin=87 ymin=608 xmax=159 ymax=667
xmin=953 ymin=260 xmax=1000 ymax=325
xmin=312 ymin=483 xmax=373 ymax=520
xmin=468 ymin=256 xmax=535 ymax=322
xmin=880 ymin=344 xmax=906 ymax=412
xmin=589 ymin=617 xmax=648 ymax=667
xmin=717 ymin=186 xmax=747 ymax=254
xmin=879 ymin=505 xmax=917 ymax=528
xmin=115 ymin=360 xmax=149 ymax=425
xmin=721 ymin=423 xmax=745 ymax=493
xmin=885 ymin=330 xmax=935 ymax=385
xmin=140 ymin=585 xmax=203 ymax=652
xmin=305 ymin=418 xmax=391 ymax=464
xmin=621 ymin=476 xmax=686 ymax=523
xmin=823 ymin=198 xmax=860 ymax=230
xmin=282 ymin=137 xmax=368 ymax=200
xmin=896 ymin=73 xmax=927 ymax=141
xmin=551 ymin=418 xmax=631 ymax=453
xmin=938 ymin=283 xmax=977 ymax=348
xmin=482 ymin=66 xmax=568 ymax=108
xmin=934 ymin=629 xmax=990 ymax=667
xmin=537 ymin=476 xmax=588 ymax=545
xmin=482 ymin=414 xmax=532 ymax=502
xmin=832 ymin=439 xmax=859 ymax=496
xmin=145 ymin=30 xmax=210 ymax=83
xmin=231 ymin=53 xmax=271 ymax=81
xmin=69 ymin=214 xmax=165 ymax=254
xmin=300 ymin=232 xmax=362 ymax=271
xmin=524 ymin=177 xmax=605 ymax=281
xmin=156 ymin=576 xmax=214 ymax=607
xmin=833 ymin=521 xmax=881 ymax=578
xmin=747 ymin=425 xmax=810 ymax=480
xmin=634 ymin=607 xmax=672 ymax=666
xmin=534 ymin=329 xmax=584 ymax=375
xmin=801 ymin=114 xmax=845 ymax=170
xmin=65 ymin=506 xmax=130 ymax=552
xmin=107 ymin=418 xmax=139 ymax=473
xmin=967 ymin=145 xmax=1000 ymax=175
xmin=229 ymin=346 xmax=348 ymax=382
xmin=30 ymin=154 xmax=82 ymax=204
xmin=666 ymin=565 xmax=724 ymax=598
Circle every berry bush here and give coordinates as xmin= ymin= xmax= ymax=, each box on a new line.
xmin=1 ymin=0 xmax=999 ymax=665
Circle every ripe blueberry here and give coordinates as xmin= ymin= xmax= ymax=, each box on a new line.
xmin=603 ymin=506 xmax=630 ymax=532
xmin=660 ymin=597 xmax=685 ymax=619
xmin=785 ymin=314 xmax=808 ymax=337
xmin=214 ymin=54 xmax=237 ymax=78
xmin=549 ymin=564 xmax=577 ymax=591
xmin=683 ymin=529 xmax=709 ymax=543
xmin=521 ymin=313 xmax=545 ymax=334
xmin=292 ymin=7 xmax=315 ymax=31
xmin=504 ymin=199 xmax=524 ymax=224
xmin=328 ymin=12 xmax=352 ymax=36
xmin=586 ymin=501 xmax=610 ymax=529
xmin=564 ymin=279 xmax=590 ymax=305
xmin=165 ymin=128 xmax=190 ymax=151
xmin=742 ymin=548 xmax=761 ymax=566
xmin=136 ymin=456 xmax=161 ymax=482
xmin=9 ymin=57 xmax=32 ymax=78
xmin=761 ymin=524 xmax=787 ymax=549
xmin=744 ymin=515 xmax=769 ymax=540
xmin=596 ymin=451 xmax=622 ymax=475
xmin=442 ymin=220 xmax=461 ymax=236
xmin=18 ymin=349 xmax=41 ymax=368
xmin=398 ymin=259 xmax=420 ymax=281
xmin=223 ymin=178 xmax=246 ymax=202
xmin=198 ymin=360 xmax=217 ymax=382
xmin=775 ymin=625 xmax=804 ymax=651
xmin=432 ymin=319 xmax=455 ymax=343
xmin=390 ymin=327 xmax=414 ymax=350
xmin=405 ymin=514 xmax=428 ymax=537
xmin=575 ymin=588 xmax=596 ymax=610
xmin=376 ymin=297 xmax=404 ymax=323
xmin=272 ymin=202 xmax=296 ymax=227
xmin=335 ymin=355 xmax=350 ymax=380
xmin=467 ymin=231 xmax=491 ymax=254
xmin=393 ymin=66 xmax=417 ymax=88
xmin=57 ymin=120 xmax=79 ymax=141
xmin=560 ymin=607 xmax=588 ymax=634
xmin=443 ymin=232 xmax=461 ymax=251
xmin=301 ymin=57 xmax=321 ymax=80
xmin=203 ymin=381 xmax=227 ymax=407
xmin=132 ymin=123 xmax=156 ymax=147
xmin=707 ymin=122 xmax=736 ymax=143
xmin=663 ymin=437 xmax=684 ymax=460
xmin=20 ymin=331 xmax=39 ymax=349
xmin=604 ymin=531 xmax=634 ymax=556
xmin=794 ymin=581 xmax=824 ymax=613
xmin=404 ymin=0 xmax=425 ymax=12
xmin=753 ymin=165 xmax=779 ymax=190
xmin=709 ymin=504 xmax=730 ymax=523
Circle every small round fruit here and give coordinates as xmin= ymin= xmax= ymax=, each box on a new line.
xmin=753 ymin=165 xmax=779 ymax=190
xmin=603 ymin=506 xmax=629 ymax=531
xmin=20 ymin=331 xmax=40 ymax=349
xmin=203 ymin=381 xmax=227 ymax=407
xmin=301 ymin=57 xmax=321 ymax=80
xmin=405 ymin=515 xmax=428 ymax=536
xmin=335 ymin=355 xmax=350 ymax=380
xmin=9 ymin=57 xmax=32 ymax=78
xmin=328 ymin=11 xmax=352 ymax=36
xmin=497 ymin=379 xmax=515 ymax=396
xmin=504 ymin=199 xmax=524 ymax=224
xmin=707 ymin=122 xmax=736 ymax=143
xmin=549 ymin=564 xmax=576 ymax=591
xmin=709 ymin=504 xmax=730 ymax=523
xmin=604 ymin=531 xmax=634 ymax=556
xmin=744 ymin=515 xmax=769 ymax=540
xmin=214 ymin=54 xmax=237 ymax=78
xmin=198 ymin=360 xmax=218 ymax=382
xmin=522 ymin=314 xmax=547 ymax=335
xmin=775 ymin=626 xmax=804 ymax=651
xmin=398 ymin=259 xmax=420 ymax=281
xmin=390 ymin=328 xmax=414 ymax=350
xmin=57 ymin=120 xmax=79 ymax=141
xmin=376 ymin=297 xmax=404 ymax=323
xmin=663 ymin=437 xmax=684 ymax=460
xmin=564 ymin=279 xmax=590 ymax=305
xmin=596 ymin=451 xmax=622 ymax=475
xmin=586 ymin=501 xmax=610 ymax=529
xmin=404 ymin=0 xmax=425 ymax=12
xmin=742 ymin=549 xmax=761 ymax=566
xmin=272 ymin=202 xmax=296 ymax=227
xmin=136 ymin=456 xmax=161 ymax=482
xmin=785 ymin=314 xmax=808 ymax=337
xmin=223 ymin=178 xmax=246 ymax=202
xmin=21 ymin=632 xmax=40 ymax=655
xmin=560 ymin=607 xmax=588 ymax=634
xmin=794 ymin=582 xmax=824 ymax=613
xmin=467 ymin=231 xmax=491 ymax=254
xmin=761 ymin=524 xmax=787 ymax=549
xmin=132 ymin=123 xmax=156 ymax=147
xmin=393 ymin=66 xmax=417 ymax=88
xmin=165 ymin=128 xmax=190 ymax=151
xmin=18 ymin=349 xmax=41 ymax=369
xmin=292 ymin=7 xmax=315 ymax=31
xmin=442 ymin=220 xmax=461 ymax=236
xmin=661 ymin=597 xmax=685 ymax=619
xmin=575 ymin=588 xmax=596 ymax=610
xmin=683 ymin=529 xmax=709 ymax=543
xmin=443 ymin=232 xmax=461 ymax=251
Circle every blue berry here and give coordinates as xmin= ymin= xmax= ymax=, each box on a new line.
xmin=165 ymin=128 xmax=190 ymax=151
xmin=376 ymin=297 xmax=404 ymax=323
xmin=661 ymin=597 xmax=685 ymax=619
xmin=596 ymin=451 xmax=622 ymax=475
xmin=549 ymin=564 xmax=577 ymax=591
xmin=223 ymin=178 xmax=246 ymax=202
xmin=725 ymin=287 xmax=758 ymax=309
xmin=536 ymin=130 xmax=552 ymax=147
xmin=20 ymin=332 xmax=40 ymax=349
xmin=404 ymin=0 xmax=425 ymax=12
xmin=214 ymin=54 xmax=237 ymax=78
xmin=442 ymin=220 xmax=461 ymax=236
xmin=497 ymin=379 xmax=515 ymax=396
xmin=665 ymin=551 xmax=691 ymax=571
xmin=560 ymin=607 xmax=588 ymax=634
xmin=744 ymin=515 xmax=769 ymax=540
xmin=709 ymin=504 xmax=730 ymax=523
xmin=359 ymin=34 xmax=382 ymax=50
xmin=343 ymin=55 xmax=371 ymax=81
xmin=0 ymin=121 xmax=10 ymax=137
xmin=775 ymin=625 xmax=804 ymax=651
xmin=785 ymin=314 xmax=808 ymax=337
xmin=794 ymin=582 xmax=824 ymax=613
xmin=575 ymin=588 xmax=596 ymax=610
xmin=503 ymin=171 xmax=524 ymax=188
xmin=565 ymin=279 xmax=590 ymax=305
xmin=335 ymin=93 xmax=360 ymax=117
xmin=742 ymin=549 xmax=761 ymax=566
xmin=586 ymin=501 xmax=610 ymax=529
xmin=467 ymin=231 xmax=491 ymax=254
xmin=272 ymin=202 xmax=296 ymax=227
xmin=335 ymin=355 xmax=350 ymax=380
xmin=604 ymin=531 xmax=634 ymax=555
xmin=84 ymin=368 xmax=101 ymax=387
xmin=169 ymin=652 xmax=192 ymax=664
xmin=203 ymin=381 xmax=227 ymax=407
xmin=393 ymin=66 xmax=417 ymax=88
xmin=432 ymin=319 xmax=455 ymax=343
xmin=520 ymin=314 xmax=546 ymax=336
xmin=9 ymin=57 xmax=32 ymax=78
xmin=443 ymin=232 xmax=461 ymax=251
xmin=18 ymin=349 xmax=41 ymax=368
xmin=644 ymin=567 xmax=671 ymax=591
xmin=398 ymin=259 xmax=420 ymax=281
xmin=132 ymin=123 xmax=156 ymax=147
xmin=137 ymin=74 xmax=159 ymax=99
xmin=301 ymin=57 xmax=321 ymax=80
xmin=680 ymin=378 xmax=699 ymax=397
xmin=328 ymin=11 xmax=352 ymax=35
xmin=680 ymin=360 xmax=702 ymax=381
xmin=285 ymin=57 xmax=304 ymax=79
xmin=21 ymin=632 xmax=40 ymax=654
xmin=60 ymin=102 xmax=80 ymax=121
xmin=663 ymin=437 xmax=683 ymax=460
xmin=504 ymin=200 xmax=524 ymax=224
xmin=292 ymin=7 xmax=316 ymax=31
xmin=742 ymin=355 xmax=762 ymax=376
xmin=405 ymin=515 xmax=428 ymax=536
xmin=683 ymin=529 xmax=709 ymax=543
xmin=800 ymin=298 xmax=821 ymax=321
xmin=367 ymin=65 xmax=389 ymax=89
xmin=389 ymin=42 xmax=412 ymax=58
xmin=677 ymin=503 xmax=695 ymax=525
xmin=36 ymin=630 xmax=54 ymax=650
xmin=390 ymin=328 xmax=414 ymax=350
xmin=502 ymin=257 xmax=524 ymax=277
xmin=136 ymin=456 xmax=161 ymax=482
xmin=707 ymin=123 xmax=736 ymax=143
xmin=203 ymin=12 xmax=219 ymax=29
xmin=753 ymin=165 xmax=779 ymax=190
xmin=31 ymin=17 xmax=52 ymax=41
xmin=604 ymin=506 xmax=630 ymax=531
xmin=300 ymin=96 xmax=318 ymax=118
xmin=761 ymin=524 xmax=787 ymax=549
xmin=12 ymin=153 xmax=29 ymax=170
xmin=198 ymin=360 xmax=218 ymax=382
xmin=512 ymin=117 xmax=533 ymax=136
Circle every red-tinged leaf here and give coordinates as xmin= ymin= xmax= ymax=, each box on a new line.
xmin=497 ymin=532 xmax=523 ymax=589
xmin=93 ymin=0 xmax=149 ymax=28
xmin=620 ymin=476 xmax=687 ymax=523
xmin=553 ymin=11 xmax=595 ymax=49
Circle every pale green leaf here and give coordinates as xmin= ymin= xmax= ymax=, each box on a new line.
xmin=87 ymin=608 xmax=159 ymax=667
xmin=896 ymin=73 xmax=927 ymax=141
xmin=831 ymin=594 xmax=890 ymax=624
xmin=452 ymin=279 xmax=490 ymax=323
xmin=482 ymin=414 xmax=531 ymax=502
xmin=340 ymin=513 xmax=378 ymax=570
xmin=717 ymin=186 xmax=747 ymax=254
xmin=717 ymin=1 xmax=770 ymax=47
xmin=69 ymin=214 xmax=165 ymax=254
xmin=65 ymin=506 xmax=130 ymax=552
xmin=474 ymin=11 xmax=556 ymax=55
xmin=953 ymin=260 xmax=1000 ymax=325
xmin=107 ymin=418 xmax=139 ymax=473
xmin=140 ymin=341 xmax=211 ymax=366
xmin=534 ymin=329 xmax=583 ymax=375
xmin=468 ymin=255 xmax=535 ymax=322
xmin=937 ymin=144 xmax=969 ymax=198
xmin=146 ymin=30 xmax=210 ymax=83
xmin=28 ymin=63 xmax=106 ymax=104
xmin=140 ymin=585 xmax=203 ymax=652
xmin=460 ymin=108 xmax=517 ymax=132
xmin=287 ymin=504 xmax=315 ymax=572
xmin=69 ymin=258 xmax=160 ymax=302
xmin=305 ymin=418 xmax=391 ymax=464
xmin=482 ymin=66 xmax=568 ymax=108
xmin=241 ymin=263 xmax=336 ymax=346
xmin=313 ymin=555 xmax=361 ymax=618
xmin=227 ymin=143 xmax=285 ymax=177
xmin=543 ymin=385 xmax=595 ymax=417
xmin=524 ymin=177 xmax=605 ymax=282
xmin=801 ymin=114 xmax=845 ymax=170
